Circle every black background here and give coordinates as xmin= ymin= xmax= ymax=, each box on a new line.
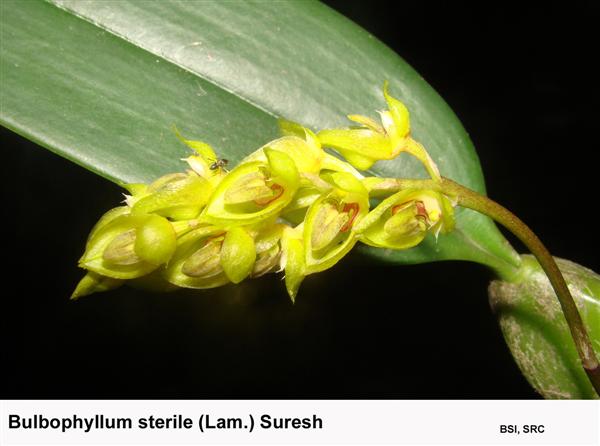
xmin=2 ymin=1 xmax=598 ymax=399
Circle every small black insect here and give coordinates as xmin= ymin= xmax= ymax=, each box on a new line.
xmin=209 ymin=158 xmax=229 ymax=170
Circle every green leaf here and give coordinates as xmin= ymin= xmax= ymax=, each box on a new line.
xmin=0 ymin=0 xmax=519 ymax=273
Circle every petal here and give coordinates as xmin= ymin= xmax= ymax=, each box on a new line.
xmin=318 ymin=128 xmax=393 ymax=160
xmin=383 ymin=80 xmax=410 ymax=139
xmin=123 ymin=183 xmax=148 ymax=196
xmin=342 ymin=152 xmax=377 ymax=171
xmin=173 ymin=125 xmax=217 ymax=163
xmin=278 ymin=118 xmax=322 ymax=152
xmin=347 ymin=114 xmax=385 ymax=133
xmin=132 ymin=172 xmax=212 ymax=220
xmin=244 ymin=135 xmax=323 ymax=174
xmin=322 ymin=171 xmax=369 ymax=198
xmin=134 ymin=215 xmax=177 ymax=265
xmin=264 ymin=147 xmax=300 ymax=188
xmin=220 ymin=227 xmax=257 ymax=284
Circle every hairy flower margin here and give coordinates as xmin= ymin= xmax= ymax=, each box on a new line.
xmin=72 ymin=83 xmax=456 ymax=302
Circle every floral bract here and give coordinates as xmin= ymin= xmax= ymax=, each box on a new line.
xmin=73 ymin=83 xmax=456 ymax=302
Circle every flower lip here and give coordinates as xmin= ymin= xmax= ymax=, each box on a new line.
xmin=340 ymin=202 xmax=359 ymax=232
xmin=253 ymin=183 xmax=284 ymax=206
xmin=392 ymin=200 xmax=428 ymax=221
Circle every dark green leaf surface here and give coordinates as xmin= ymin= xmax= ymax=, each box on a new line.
xmin=0 ymin=0 xmax=520 ymax=272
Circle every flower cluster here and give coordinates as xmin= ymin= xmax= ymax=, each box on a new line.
xmin=72 ymin=83 xmax=455 ymax=301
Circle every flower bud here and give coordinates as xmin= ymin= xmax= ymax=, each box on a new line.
xmin=489 ymin=255 xmax=600 ymax=399
xmin=79 ymin=214 xmax=167 ymax=279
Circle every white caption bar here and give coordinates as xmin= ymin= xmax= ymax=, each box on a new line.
xmin=0 ymin=400 xmax=598 ymax=445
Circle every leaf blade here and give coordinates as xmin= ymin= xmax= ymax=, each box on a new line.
xmin=1 ymin=0 xmax=280 ymax=183
xmin=0 ymin=0 xmax=519 ymax=270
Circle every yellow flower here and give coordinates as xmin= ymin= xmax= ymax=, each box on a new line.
xmin=318 ymin=81 xmax=441 ymax=180
xmin=355 ymin=189 xmax=454 ymax=249
xmin=201 ymin=147 xmax=299 ymax=227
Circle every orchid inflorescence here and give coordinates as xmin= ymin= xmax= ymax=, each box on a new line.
xmin=73 ymin=82 xmax=456 ymax=301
